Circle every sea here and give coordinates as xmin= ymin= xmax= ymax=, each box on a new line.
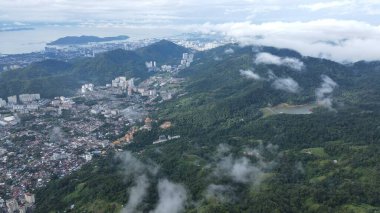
xmin=0 ymin=26 xmax=181 ymax=55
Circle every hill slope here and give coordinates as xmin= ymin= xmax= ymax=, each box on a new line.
xmin=0 ymin=40 xmax=188 ymax=98
xmin=35 ymin=44 xmax=380 ymax=213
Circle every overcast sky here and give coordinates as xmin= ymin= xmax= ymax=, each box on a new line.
xmin=1 ymin=0 xmax=380 ymax=24
xmin=1 ymin=0 xmax=380 ymax=61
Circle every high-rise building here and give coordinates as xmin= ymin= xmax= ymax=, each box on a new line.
xmin=19 ymin=94 xmax=40 ymax=103
xmin=0 ymin=98 xmax=6 ymax=107
xmin=7 ymin=95 xmax=17 ymax=104
xmin=112 ymin=77 xmax=128 ymax=90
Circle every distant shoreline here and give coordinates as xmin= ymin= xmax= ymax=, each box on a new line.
xmin=0 ymin=27 xmax=35 ymax=32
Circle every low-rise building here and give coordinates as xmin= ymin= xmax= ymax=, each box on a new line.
xmin=6 ymin=198 xmax=19 ymax=213
xmin=25 ymin=193 xmax=35 ymax=204
xmin=81 ymin=84 xmax=94 ymax=93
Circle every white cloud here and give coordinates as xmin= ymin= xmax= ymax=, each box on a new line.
xmin=224 ymin=48 xmax=234 ymax=54
xmin=240 ymin=69 xmax=261 ymax=80
xmin=213 ymin=143 xmax=277 ymax=185
xmin=196 ymin=19 xmax=380 ymax=62
xmin=272 ymin=77 xmax=300 ymax=93
xmin=300 ymin=1 xmax=353 ymax=11
xmin=117 ymin=151 xmax=158 ymax=212
xmin=215 ymin=155 xmax=263 ymax=184
xmin=122 ymin=175 xmax=150 ymax=213
xmin=205 ymin=184 xmax=233 ymax=202
xmin=1 ymin=1 xmax=380 ymax=61
xmin=151 ymin=179 xmax=187 ymax=213
xmin=316 ymin=75 xmax=338 ymax=109
xmin=255 ymin=52 xmax=305 ymax=71
xmin=1 ymin=0 xmax=380 ymax=24
xmin=117 ymin=151 xmax=158 ymax=177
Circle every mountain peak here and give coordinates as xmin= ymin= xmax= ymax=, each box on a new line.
xmin=136 ymin=40 xmax=189 ymax=64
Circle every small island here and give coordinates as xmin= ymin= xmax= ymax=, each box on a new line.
xmin=47 ymin=35 xmax=129 ymax=45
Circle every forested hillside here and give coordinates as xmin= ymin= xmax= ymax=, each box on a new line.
xmin=0 ymin=40 xmax=188 ymax=98
xmin=35 ymin=44 xmax=380 ymax=213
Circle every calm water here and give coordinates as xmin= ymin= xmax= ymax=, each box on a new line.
xmin=0 ymin=26 xmax=180 ymax=54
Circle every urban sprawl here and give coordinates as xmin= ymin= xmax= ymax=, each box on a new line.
xmin=0 ymin=51 xmax=195 ymax=212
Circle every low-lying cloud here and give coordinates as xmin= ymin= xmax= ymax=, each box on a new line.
xmin=213 ymin=143 xmax=278 ymax=186
xmin=151 ymin=179 xmax=187 ymax=213
xmin=217 ymin=156 xmax=265 ymax=184
xmin=255 ymin=52 xmax=305 ymax=71
xmin=316 ymin=75 xmax=338 ymax=109
xmin=196 ymin=19 xmax=380 ymax=62
xmin=240 ymin=69 xmax=262 ymax=80
xmin=117 ymin=152 xmax=187 ymax=213
xmin=49 ymin=126 xmax=66 ymax=144
xmin=240 ymin=54 xmax=302 ymax=93
xmin=117 ymin=151 xmax=158 ymax=177
xmin=205 ymin=184 xmax=233 ymax=203
xmin=272 ymin=77 xmax=300 ymax=93
xmin=224 ymin=48 xmax=234 ymax=54
xmin=122 ymin=175 xmax=150 ymax=213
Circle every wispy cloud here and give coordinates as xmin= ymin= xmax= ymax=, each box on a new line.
xmin=117 ymin=152 xmax=187 ymax=213
xmin=197 ymin=19 xmax=380 ymax=62
xmin=224 ymin=48 xmax=234 ymax=54
xmin=205 ymin=184 xmax=234 ymax=202
xmin=272 ymin=77 xmax=300 ymax=93
xmin=300 ymin=1 xmax=353 ymax=11
xmin=240 ymin=69 xmax=262 ymax=80
xmin=151 ymin=179 xmax=187 ymax=213
xmin=213 ymin=143 xmax=278 ymax=185
xmin=316 ymin=74 xmax=338 ymax=109
xmin=117 ymin=152 xmax=157 ymax=212
xmin=122 ymin=175 xmax=150 ymax=213
xmin=255 ymin=52 xmax=305 ymax=71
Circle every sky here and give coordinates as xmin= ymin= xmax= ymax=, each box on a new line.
xmin=1 ymin=0 xmax=380 ymax=61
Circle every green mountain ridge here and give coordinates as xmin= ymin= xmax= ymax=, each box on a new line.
xmin=0 ymin=40 xmax=188 ymax=98
xmin=34 ymin=44 xmax=380 ymax=212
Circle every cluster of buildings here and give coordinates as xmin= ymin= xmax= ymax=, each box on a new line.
xmin=110 ymin=77 xmax=131 ymax=90
xmin=0 ymin=49 xmax=189 ymax=212
xmin=51 ymin=96 xmax=75 ymax=111
xmin=81 ymin=84 xmax=94 ymax=93
xmin=144 ymin=52 xmax=194 ymax=74
xmin=153 ymin=135 xmax=181 ymax=145
xmin=0 ymin=96 xmax=117 ymax=210
xmin=146 ymin=61 xmax=158 ymax=72
xmin=0 ymin=116 xmax=18 ymax=127
xmin=0 ymin=38 xmax=159 ymax=73
xmin=0 ymin=94 xmax=45 ymax=124
xmin=18 ymin=94 xmax=40 ymax=103
xmin=1 ymin=193 xmax=35 ymax=213
xmin=180 ymin=53 xmax=194 ymax=68
xmin=0 ymin=94 xmax=41 ymax=106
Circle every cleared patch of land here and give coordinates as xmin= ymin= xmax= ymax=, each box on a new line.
xmin=261 ymin=103 xmax=318 ymax=117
